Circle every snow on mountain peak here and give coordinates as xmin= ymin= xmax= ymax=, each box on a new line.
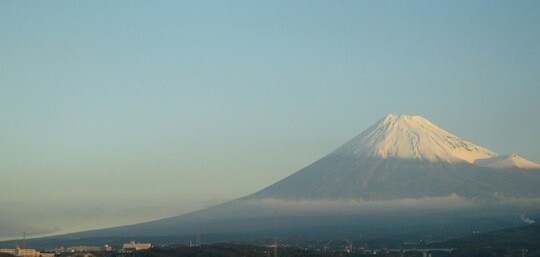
xmin=332 ymin=114 xmax=498 ymax=164
xmin=475 ymin=154 xmax=540 ymax=169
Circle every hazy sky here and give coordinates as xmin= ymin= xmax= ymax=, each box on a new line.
xmin=1 ymin=1 xmax=539 ymax=241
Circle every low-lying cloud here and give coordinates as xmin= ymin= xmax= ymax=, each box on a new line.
xmin=0 ymin=219 xmax=59 ymax=241
xmin=0 ymin=199 xmax=223 ymax=241
xmin=520 ymin=214 xmax=535 ymax=224
xmin=238 ymin=193 xmax=540 ymax=216
xmin=240 ymin=194 xmax=474 ymax=215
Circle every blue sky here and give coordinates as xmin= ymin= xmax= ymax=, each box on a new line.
xmin=1 ymin=1 xmax=539 ymax=240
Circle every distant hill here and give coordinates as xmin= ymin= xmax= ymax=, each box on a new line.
xmin=438 ymin=224 xmax=540 ymax=248
xmin=433 ymin=224 xmax=540 ymax=257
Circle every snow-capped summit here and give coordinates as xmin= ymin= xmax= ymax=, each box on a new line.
xmin=475 ymin=154 xmax=540 ymax=169
xmin=331 ymin=114 xmax=497 ymax=164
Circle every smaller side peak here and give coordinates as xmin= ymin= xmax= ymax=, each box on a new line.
xmin=475 ymin=154 xmax=540 ymax=169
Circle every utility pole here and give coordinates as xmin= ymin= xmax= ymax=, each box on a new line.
xmin=324 ymin=240 xmax=332 ymax=253
xmin=345 ymin=239 xmax=353 ymax=253
xmin=272 ymin=238 xmax=278 ymax=257
xmin=22 ymin=231 xmax=26 ymax=249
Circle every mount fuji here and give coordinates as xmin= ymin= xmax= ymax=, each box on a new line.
xmin=245 ymin=114 xmax=540 ymax=201
xmin=48 ymin=114 xmax=540 ymax=243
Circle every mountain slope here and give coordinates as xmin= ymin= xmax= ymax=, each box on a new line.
xmin=246 ymin=155 xmax=540 ymax=200
xmin=35 ymin=114 xmax=540 ymax=242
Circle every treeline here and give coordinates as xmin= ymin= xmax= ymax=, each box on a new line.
xmin=129 ymin=244 xmax=341 ymax=257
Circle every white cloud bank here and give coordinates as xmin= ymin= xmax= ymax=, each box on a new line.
xmin=242 ymin=194 xmax=472 ymax=214
xmin=238 ymin=194 xmax=540 ymax=216
xmin=520 ymin=214 xmax=535 ymax=224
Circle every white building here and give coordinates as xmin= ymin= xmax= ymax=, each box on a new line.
xmin=0 ymin=249 xmax=16 ymax=255
xmin=65 ymin=246 xmax=101 ymax=253
xmin=122 ymin=241 xmax=151 ymax=251
xmin=0 ymin=248 xmax=39 ymax=257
